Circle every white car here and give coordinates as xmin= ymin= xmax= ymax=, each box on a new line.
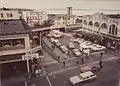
xmin=60 ymin=45 xmax=68 ymax=54
xmin=90 ymin=44 xmax=106 ymax=51
xmin=68 ymin=43 xmax=75 ymax=49
xmin=69 ymin=71 xmax=97 ymax=85
xmin=47 ymin=34 xmax=53 ymax=38
xmin=55 ymin=42 xmax=62 ymax=47
xmin=53 ymin=34 xmax=61 ymax=38
xmin=72 ymin=38 xmax=81 ymax=43
xmin=50 ymin=38 xmax=55 ymax=43
xmin=72 ymin=49 xmax=81 ymax=57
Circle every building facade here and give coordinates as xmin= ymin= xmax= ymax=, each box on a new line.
xmin=23 ymin=11 xmax=47 ymax=27
xmin=80 ymin=12 xmax=120 ymax=50
xmin=48 ymin=7 xmax=76 ymax=28
xmin=0 ymin=10 xmax=43 ymax=77
xmin=0 ymin=10 xmax=20 ymax=20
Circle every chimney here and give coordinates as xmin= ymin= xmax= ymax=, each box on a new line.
xmin=67 ymin=7 xmax=72 ymax=15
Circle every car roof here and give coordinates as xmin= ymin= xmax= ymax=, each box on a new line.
xmin=80 ymin=71 xmax=94 ymax=78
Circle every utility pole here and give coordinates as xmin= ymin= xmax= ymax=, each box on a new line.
xmin=26 ymin=52 xmax=30 ymax=78
xmin=39 ymin=31 xmax=42 ymax=46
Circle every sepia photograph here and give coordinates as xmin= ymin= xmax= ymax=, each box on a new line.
xmin=0 ymin=0 xmax=120 ymax=86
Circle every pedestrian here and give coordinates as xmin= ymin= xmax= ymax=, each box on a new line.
xmin=99 ymin=60 xmax=103 ymax=69
xmin=81 ymin=57 xmax=84 ymax=64
xmin=63 ymin=61 xmax=65 ymax=67
xmin=58 ymin=56 xmax=60 ymax=61
xmin=105 ymin=50 xmax=108 ymax=54
xmin=100 ymin=52 xmax=103 ymax=57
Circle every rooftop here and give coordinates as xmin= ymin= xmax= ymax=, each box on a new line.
xmin=106 ymin=14 xmax=120 ymax=19
xmin=0 ymin=19 xmax=31 ymax=35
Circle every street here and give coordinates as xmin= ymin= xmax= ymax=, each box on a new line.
xmin=47 ymin=59 xmax=120 ymax=86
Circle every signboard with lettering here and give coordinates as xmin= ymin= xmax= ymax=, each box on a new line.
xmin=22 ymin=53 xmax=39 ymax=60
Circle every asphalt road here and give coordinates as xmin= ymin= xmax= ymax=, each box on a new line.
xmin=47 ymin=59 xmax=120 ymax=86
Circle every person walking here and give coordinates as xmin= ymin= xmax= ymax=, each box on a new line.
xmin=99 ymin=60 xmax=103 ymax=70
xmin=63 ymin=61 xmax=66 ymax=67
xmin=100 ymin=52 xmax=103 ymax=57
xmin=81 ymin=57 xmax=84 ymax=64
xmin=58 ymin=56 xmax=60 ymax=62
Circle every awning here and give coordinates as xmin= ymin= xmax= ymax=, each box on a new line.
xmin=78 ymin=30 xmax=93 ymax=38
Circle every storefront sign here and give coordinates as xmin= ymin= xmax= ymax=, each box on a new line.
xmin=22 ymin=53 xmax=39 ymax=60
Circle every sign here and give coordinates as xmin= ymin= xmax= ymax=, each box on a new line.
xmin=22 ymin=53 xmax=39 ymax=60
xmin=27 ymin=46 xmax=42 ymax=54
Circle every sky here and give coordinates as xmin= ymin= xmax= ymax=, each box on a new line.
xmin=2 ymin=0 xmax=120 ymax=10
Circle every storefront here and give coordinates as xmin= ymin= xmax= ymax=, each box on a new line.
xmin=101 ymin=34 xmax=120 ymax=50
xmin=0 ymin=54 xmax=33 ymax=78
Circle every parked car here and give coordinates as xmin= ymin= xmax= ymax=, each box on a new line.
xmin=47 ymin=34 xmax=53 ymax=38
xmin=90 ymin=44 xmax=106 ymax=51
xmin=72 ymin=38 xmax=81 ymax=43
xmin=72 ymin=49 xmax=81 ymax=57
xmin=55 ymin=42 xmax=62 ymax=47
xmin=69 ymin=71 xmax=97 ymax=86
xmin=50 ymin=38 xmax=55 ymax=43
xmin=53 ymin=34 xmax=61 ymax=38
xmin=68 ymin=43 xmax=75 ymax=49
xmin=60 ymin=45 xmax=68 ymax=54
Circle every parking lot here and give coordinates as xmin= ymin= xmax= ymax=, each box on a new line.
xmin=44 ymin=30 xmax=107 ymax=62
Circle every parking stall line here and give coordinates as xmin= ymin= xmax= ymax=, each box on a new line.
xmin=48 ymin=56 xmax=119 ymax=76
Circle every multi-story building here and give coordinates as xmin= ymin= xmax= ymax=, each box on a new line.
xmin=79 ymin=12 xmax=120 ymax=50
xmin=23 ymin=11 xmax=47 ymax=27
xmin=0 ymin=10 xmax=20 ymax=20
xmin=48 ymin=7 xmax=77 ymax=31
xmin=0 ymin=10 xmax=43 ymax=77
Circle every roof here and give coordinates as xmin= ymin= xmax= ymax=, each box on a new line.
xmin=106 ymin=14 xmax=120 ymax=19
xmin=0 ymin=19 xmax=30 ymax=35
xmin=69 ymin=76 xmax=81 ymax=84
xmin=80 ymin=71 xmax=94 ymax=78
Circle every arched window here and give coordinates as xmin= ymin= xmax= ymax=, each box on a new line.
xmin=1 ymin=13 xmax=4 ymax=18
xmin=83 ymin=20 xmax=87 ymax=25
xmin=76 ymin=19 xmax=82 ymax=23
xmin=109 ymin=24 xmax=118 ymax=35
xmin=10 ymin=13 xmax=13 ymax=17
xmin=88 ymin=21 xmax=93 ymax=26
xmin=94 ymin=22 xmax=100 ymax=27
xmin=101 ymin=23 xmax=107 ymax=29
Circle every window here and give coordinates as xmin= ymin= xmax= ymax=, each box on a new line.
xmin=10 ymin=13 xmax=13 ymax=17
xmin=68 ymin=17 xmax=70 ymax=20
xmin=1 ymin=13 xmax=4 ymax=18
xmin=6 ymin=13 xmax=9 ymax=17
